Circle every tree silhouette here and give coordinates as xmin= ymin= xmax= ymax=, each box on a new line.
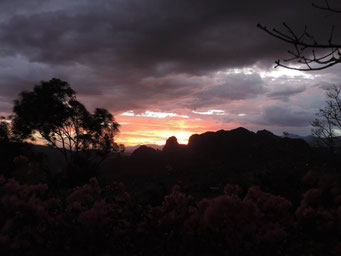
xmin=258 ymin=0 xmax=341 ymax=71
xmin=311 ymin=85 xmax=341 ymax=153
xmin=0 ymin=120 xmax=10 ymax=142
xmin=0 ymin=116 xmax=22 ymax=143
xmin=12 ymin=78 xmax=121 ymax=163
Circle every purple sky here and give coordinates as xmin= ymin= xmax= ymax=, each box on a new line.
xmin=0 ymin=0 xmax=340 ymax=144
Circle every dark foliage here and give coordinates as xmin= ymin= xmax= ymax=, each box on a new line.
xmin=0 ymin=169 xmax=340 ymax=255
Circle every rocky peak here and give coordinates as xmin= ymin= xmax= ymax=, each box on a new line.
xmin=163 ymin=136 xmax=180 ymax=152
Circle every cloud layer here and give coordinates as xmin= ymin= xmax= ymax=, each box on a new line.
xmin=0 ymin=0 xmax=339 ymax=143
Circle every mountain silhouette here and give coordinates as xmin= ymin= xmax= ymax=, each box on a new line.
xmin=130 ymin=127 xmax=312 ymax=169
xmin=130 ymin=145 xmax=162 ymax=160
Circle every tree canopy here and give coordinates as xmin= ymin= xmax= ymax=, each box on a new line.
xmin=12 ymin=78 xmax=121 ymax=162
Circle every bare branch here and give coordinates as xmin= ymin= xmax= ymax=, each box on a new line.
xmin=313 ymin=0 xmax=341 ymax=13
xmin=257 ymin=2 xmax=341 ymax=71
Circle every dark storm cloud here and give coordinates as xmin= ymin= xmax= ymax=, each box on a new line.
xmin=99 ymin=75 xmax=207 ymax=112
xmin=260 ymin=105 xmax=315 ymax=127
xmin=0 ymin=0 xmax=328 ymax=79
xmin=0 ymin=55 xmax=103 ymax=101
xmin=187 ymin=73 xmax=266 ymax=109
xmin=267 ymin=86 xmax=306 ymax=101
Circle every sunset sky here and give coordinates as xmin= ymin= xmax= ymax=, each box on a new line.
xmin=0 ymin=0 xmax=340 ymax=146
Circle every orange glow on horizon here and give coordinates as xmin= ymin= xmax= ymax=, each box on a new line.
xmin=26 ymin=115 xmax=242 ymax=147
xmin=115 ymin=115 xmax=239 ymax=146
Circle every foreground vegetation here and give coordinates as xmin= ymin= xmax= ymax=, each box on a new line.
xmin=0 ymin=168 xmax=341 ymax=256
xmin=0 ymin=135 xmax=341 ymax=256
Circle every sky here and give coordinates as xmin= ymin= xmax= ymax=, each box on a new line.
xmin=0 ymin=0 xmax=340 ymax=145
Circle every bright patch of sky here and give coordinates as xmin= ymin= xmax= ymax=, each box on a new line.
xmin=120 ymin=110 xmax=189 ymax=119
xmin=217 ymin=66 xmax=316 ymax=80
xmin=192 ymin=110 xmax=225 ymax=115
xmin=259 ymin=68 xmax=315 ymax=80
